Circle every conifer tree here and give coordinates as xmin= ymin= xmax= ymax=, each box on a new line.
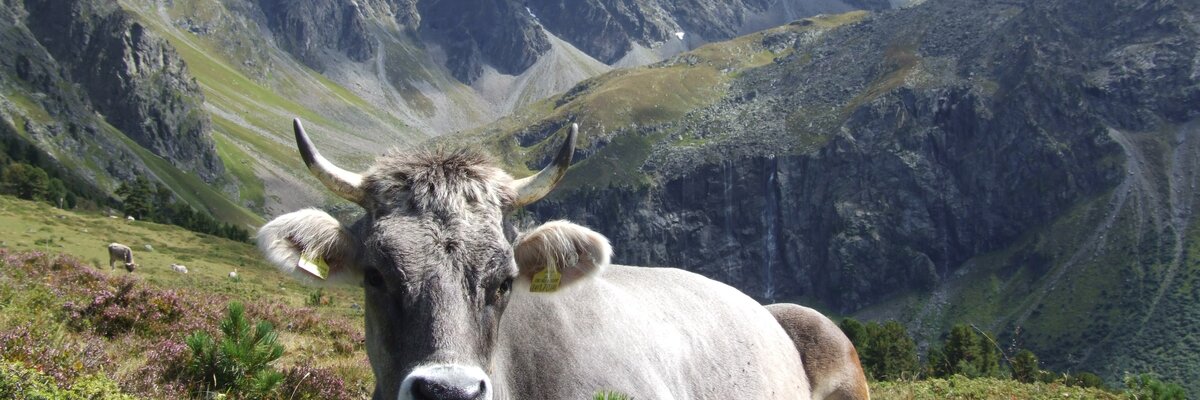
xmin=1011 ymin=349 xmax=1039 ymax=383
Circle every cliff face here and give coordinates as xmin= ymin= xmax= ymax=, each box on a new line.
xmin=417 ymin=0 xmax=550 ymax=82
xmin=257 ymin=0 xmax=379 ymax=67
xmin=16 ymin=0 xmax=224 ymax=183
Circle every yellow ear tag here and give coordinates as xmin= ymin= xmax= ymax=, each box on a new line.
xmin=297 ymin=252 xmax=329 ymax=280
xmin=530 ymin=267 xmax=561 ymax=293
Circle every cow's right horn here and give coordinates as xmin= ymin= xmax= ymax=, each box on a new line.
xmin=509 ymin=123 xmax=577 ymax=207
xmin=293 ymin=119 xmax=365 ymax=205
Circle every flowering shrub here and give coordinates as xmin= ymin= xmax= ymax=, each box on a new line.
xmin=279 ymin=364 xmax=354 ymax=400
xmin=1 ymin=248 xmax=365 ymax=399
xmin=124 ymin=339 xmax=191 ymax=397
xmin=0 ymin=323 xmax=110 ymax=386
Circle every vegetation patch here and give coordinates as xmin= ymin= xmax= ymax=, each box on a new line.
xmin=103 ymin=122 xmax=264 ymax=228
xmin=213 ymin=133 xmax=266 ymax=212
xmin=0 ymin=195 xmax=370 ymax=397
xmin=872 ymin=376 xmax=1122 ymax=400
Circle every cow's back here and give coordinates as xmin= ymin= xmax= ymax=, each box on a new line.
xmin=107 ymin=243 xmax=129 ymax=261
xmin=494 ymin=265 xmax=809 ymax=399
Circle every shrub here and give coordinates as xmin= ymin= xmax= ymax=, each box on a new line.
xmin=1011 ymin=349 xmax=1039 ymax=383
xmin=0 ymin=324 xmax=109 ymax=386
xmin=182 ymin=302 xmax=285 ymax=398
xmin=1124 ymin=373 xmax=1187 ymax=400
xmin=1064 ymin=371 xmax=1105 ymax=389
xmin=0 ymin=360 xmax=135 ymax=400
xmin=62 ymin=275 xmax=188 ymax=338
xmin=279 ymin=364 xmax=353 ymax=400
xmin=305 ymin=288 xmax=332 ymax=307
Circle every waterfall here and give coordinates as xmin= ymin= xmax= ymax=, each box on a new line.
xmin=723 ymin=161 xmax=736 ymax=282
xmin=762 ymin=157 xmax=780 ymax=301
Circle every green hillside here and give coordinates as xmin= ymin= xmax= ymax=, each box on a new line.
xmin=0 ymin=194 xmax=372 ymax=398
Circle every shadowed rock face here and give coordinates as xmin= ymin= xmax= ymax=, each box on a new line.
xmin=258 ymin=0 xmax=379 ymax=67
xmin=418 ymin=0 xmax=550 ymax=82
xmin=18 ymin=0 xmax=224 ymax=183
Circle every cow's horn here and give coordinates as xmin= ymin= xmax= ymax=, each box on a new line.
xmin=510 ymin=123 xmax=577 ymax=207
xmin=293 ymin=119 xmax=366 ymax=204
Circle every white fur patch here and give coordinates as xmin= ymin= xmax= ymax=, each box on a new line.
xmin=257 ymin=208 xmax=358 ymax=286
xmin=513 ymin=220 xmax=611 ymax=289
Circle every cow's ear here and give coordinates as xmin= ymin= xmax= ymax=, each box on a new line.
xmin=257 ymin=208 xmax=360 ymax=286
xmin=513 ymin=220 xmax=611 ymax=291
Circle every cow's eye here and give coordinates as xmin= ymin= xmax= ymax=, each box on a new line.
xmin=488 ymin=277 xmax=513 ymax=305
xmin=363 ymin=268 xmax=385 ymax=288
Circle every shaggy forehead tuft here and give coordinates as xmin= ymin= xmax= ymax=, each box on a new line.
xmin=362 ymin=148 xmax=516 ymax=213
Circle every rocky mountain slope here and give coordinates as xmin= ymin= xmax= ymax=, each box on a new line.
xmin=2 ymin=0 xmax=893 ymax=218
xmin=0 ymin=0 xmax=261 ymax=225
xmin=471 ymin=0 xmax=1200 ymax=390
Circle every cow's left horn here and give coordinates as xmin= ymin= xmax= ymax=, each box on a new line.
xmin=510 ymin=123 xmax=577 ymax=207
xmin=293 ymin=119 xmax=366 ymax=205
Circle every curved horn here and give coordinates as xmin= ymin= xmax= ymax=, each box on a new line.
xmin=293 ymin=119 xmax=366 ymax=204
xmin=510 ymin=123 xmax=578 ymax=207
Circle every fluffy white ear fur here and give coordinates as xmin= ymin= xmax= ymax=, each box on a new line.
xmin=513 ymin=220 xmax=611 ymax=289
xmin=257 ymin=208 xmax=359 ymax=286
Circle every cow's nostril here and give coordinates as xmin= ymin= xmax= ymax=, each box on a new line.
xmin=411 ymin=376 xmax=485 ymax=400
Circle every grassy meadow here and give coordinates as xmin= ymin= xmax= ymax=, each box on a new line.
xmin=0 ymin=195 xmax=371 ymax=398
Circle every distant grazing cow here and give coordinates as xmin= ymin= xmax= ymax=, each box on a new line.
xmin=126 ymin=215 xmax=135 ymax=221
xmin=228 ymin=268 xmax=238 ymax=279
xmin=767 ymin=304 xmax=870 ymax=400
xmin=170 ymin=264 xmax=188 ymax=274
xmin=258 ymin=120 xmax=813 ymax=399
xmin=106 ymin=243 xmax=137 ymax=272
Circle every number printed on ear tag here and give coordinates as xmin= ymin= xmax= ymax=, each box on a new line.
xmin=298 ymin=253 xmax=329 ymax=280
xmin=530 ymin=268 xmax=561 ymax=293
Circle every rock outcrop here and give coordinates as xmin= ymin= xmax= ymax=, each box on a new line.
xmin=20 ymin=0 xmax=224 ymax=183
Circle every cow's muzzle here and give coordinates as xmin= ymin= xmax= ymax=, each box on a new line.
xmin=399 ymin=364 xmax=491 ymax=400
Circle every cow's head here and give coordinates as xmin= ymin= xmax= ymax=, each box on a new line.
xmin=258 ymin=120 xmax=609 ymax=400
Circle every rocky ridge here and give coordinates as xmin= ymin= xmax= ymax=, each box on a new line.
xmin=19 ymin=0 xmax=224 ymax=183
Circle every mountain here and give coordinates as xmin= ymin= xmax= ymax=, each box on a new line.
xmin=468 ymin=0 xmax=1200 ymax=390
xmin=0 ymin=0 xmax=890 ymax=219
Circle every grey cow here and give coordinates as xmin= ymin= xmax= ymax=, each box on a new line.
xmin=107 ymin=243 xmax=137 ymax=272
xmin=258 ymin=120 xmax=813 ymax=400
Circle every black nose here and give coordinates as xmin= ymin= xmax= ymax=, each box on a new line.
xmin=411 ymin=376 xmax=486 ymax=400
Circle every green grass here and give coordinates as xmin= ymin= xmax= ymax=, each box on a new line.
xmin=872 ymin=377 xmax=1122 ymax=399
xmin=554 ymin=130 xmax=663 ymax=192
xmin=2 ymin=90 xmax=53 ymax=126
xmin=212 ymin=132 xmax=266 ymax=211
xmin=0 ymin=195 xmax=338 ymax=306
